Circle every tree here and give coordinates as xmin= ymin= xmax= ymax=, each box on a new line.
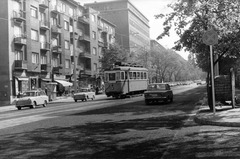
xmin=99 ymin=43 xmax=129 ymax=71
xmin=156 ymin=0 xmax=240 ymax=110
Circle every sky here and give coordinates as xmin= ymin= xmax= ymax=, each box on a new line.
xmin=77 ymin=0 xmax=189 ymax=60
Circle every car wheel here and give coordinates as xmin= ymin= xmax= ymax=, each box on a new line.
xmin=17 ymin=106 xmax=21 ymax=110
xmin=75 ymin=99 xmax=78 ymax=102
xmin=84 ymin=98 xmax=87 ymax=101
xmin=92 ymin=95 xmax=95 ymax=100
xmin=81 ymin=99 xmax=84 ymax=101
xmin=43 ymin=100 xmax=47 ymax=107
xmin=170 ymin=97 xmax=173 ymax=103
xmin=31 ymin=101 xmax=37 ymax=109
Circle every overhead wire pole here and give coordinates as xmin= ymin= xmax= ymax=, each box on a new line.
xmin=72 ymin=14 xmax=77 ymax=93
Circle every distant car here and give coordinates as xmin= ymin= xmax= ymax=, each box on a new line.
xmin=73 ymin=88 xmax=95 ymax=102
xmin=15 ymin=90 xmax=49 ymax=110
xmin=196 ymin=80 xmax=204 ymax=85
xmin=144 ymin=83 xmax=173 ymax=105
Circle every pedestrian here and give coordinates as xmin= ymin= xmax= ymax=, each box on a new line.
xmin=95 ymin=86 xmax=99 ymax=95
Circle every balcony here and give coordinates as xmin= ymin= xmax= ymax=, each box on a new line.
xmin=51 ymin=5 xmax=61 ymax=14
xmin=14 ymin=60 xmax=27 ymax=70
xmin=79 ymin=51 xmax=91 ymax=58
xmin=39 ymin=0 xmax=49 ymax=9
xmin=98 ymin=24 xmax=103 ymax=30
xmin=40 ymin=20 xmax=50 ymax=30
xmin=79 ymin=34 xmax=90 ymax=42
xmin=52 ymin=46 xmax=62 ymax=53
xmin=98 ymin=38 xmax=104 ymax=47
xmin=78 ymin=16 xmax=90 ymax=25
xmin=81 ymin=69 xmax=92 ymax=76
xmin=70 ymin=32 xmax=78 ymax=40
xmin=52 ymin=66 xmax=62 ymax=74
xmin=102 ymin=27 xmax=108 ymax=33
xmin=104 ymin=42 xmax=109 ymax=48
xmin=40 ymin=42 xmax=50 ymax=50
xmin=51 ymin=25 xmax=61 ymax=34
xmin=41 ymin=64 xmax=51 ymax=72
xmin=12 ymin=10 xmax=26 ymax=22
xmin=14 ymin=35 xmax=27 ymax=45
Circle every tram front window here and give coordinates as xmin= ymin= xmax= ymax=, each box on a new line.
xmin=109 ymin=73 xmax=116 ymax=81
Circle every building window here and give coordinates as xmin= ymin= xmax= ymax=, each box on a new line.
xmin=65 ymin=59 xmax=70 ymax=68
xmin=60 ymin=2 xmax=66 ymax=13
xmin=93 ymin=47 xmax=97 ymax=55
xmin=14 ymin=25 xmax=22 ymax=37
xmin=41 ymin=55 xmax=47 ymax=64
xmin=91 ymin=14 xmax=95 ymax=22
xmin=65 ymin=40 xmax=70 ymax=49
xmin=92 ymin=31 xmax=96 ymax=39
xmin=52 ymin=57 xmax=58 ymax=67
xmin=32 ymin=52 xmax=39 ymax=64
xmin=64 ymin=21 xmax=69 ymax=30
xmin=52 ymin=38 xmax=58 ymax=47
xmin=15 ymin=51 xmax=23 ymax=60
xmin=31 ymin=29 xmax=38 ymax=41
xmin=69 ymin=7 xmax=74 ymax=17
xmin=30 ymin=6 xmax=38 ymax=18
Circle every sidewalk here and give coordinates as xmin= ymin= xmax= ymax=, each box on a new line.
xmin=0 ymin=94 xmax=108 ymax=113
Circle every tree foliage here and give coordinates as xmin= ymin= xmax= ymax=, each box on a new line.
xmin=156 ymin=0 xmax=240 ymax=74
xmin=99 ymin=43 xmax=128 ymax=71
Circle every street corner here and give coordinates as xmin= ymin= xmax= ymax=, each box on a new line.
xmin=194 ymin=104 xmax=240 ymax=127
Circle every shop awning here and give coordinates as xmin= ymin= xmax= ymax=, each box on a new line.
xmin=55 ymin=80 xmax=73 ymax=87
xmin=15 ymin=77 xmax=29 ymax=81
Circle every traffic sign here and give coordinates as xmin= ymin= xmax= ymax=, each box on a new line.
xmin=202 ymin=29 xmax=218 ymax=45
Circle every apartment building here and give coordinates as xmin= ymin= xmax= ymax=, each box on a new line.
xmin=0 ymin=0 xmax=115 ymax=106
xmin=85 ymin=0 xmax=150 ymax=54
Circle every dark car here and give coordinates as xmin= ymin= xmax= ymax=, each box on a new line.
xmin=144 ymin=83 xmax=173 ymax=105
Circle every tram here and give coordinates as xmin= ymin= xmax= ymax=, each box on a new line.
xmin=104 ymin=62 xmax=148 ymax=98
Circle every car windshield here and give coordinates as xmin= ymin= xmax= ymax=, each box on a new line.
xmin=147 ymin=84 xmax=166 ymax=90
xmin=23 ymin=92 xmax=36 ymax=97
xmin=80 ymin=89 xmax=88 ymax=92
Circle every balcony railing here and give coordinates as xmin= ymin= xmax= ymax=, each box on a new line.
xmin=52 ymin=66 xmax=61 ymax=74
xmin=79 ymin=34 xmax=90 ymax=42
xmin=40 ymin=42 xmax=50 ymax=50
xmin=13 ymin=10 xmax=26 ymax=22
xmin=41 ymin=64 xmax=51 ymax=72
xmin=52 ymin=46 xmax=62 ymax=53
xmin=51 ymin=25 xmax=61 ymax=34
xmin=40 ymin=20 xmax=50 ymax=30
xmin=39 ymin=0 xmax=49 ymax=9
xmin=14 ymin=60 xmax=27 ymax=70
xmin=79 ymin=51 xmax=91 ymax=58
xmin=14 ymin=35 xmax=27 ymax=45
xmin=78 ymin=16 xmax=90 ymax=24
xmin=70 ymin=32 xmax=78 ymax=40
xmin=98 ymin=38 xmax=104 ymax=47
xmin=51 ymin=5 xmax=61 ymax=13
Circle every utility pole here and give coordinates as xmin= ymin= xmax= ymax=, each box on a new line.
xmin=72 ymin=12 xmax=77 ymax=93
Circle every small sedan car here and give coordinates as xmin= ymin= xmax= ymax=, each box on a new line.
xmin=73 ymin=88 xmax=95 ymax=102
xmin=144 ymin=83 xmax=173 ymax=105
xmin=15 ymin=90 xmax=49 ymax=110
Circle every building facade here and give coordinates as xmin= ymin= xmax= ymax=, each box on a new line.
xmin=0 ymin=0 xmax=115 ymax=106
xmin=85 ymin=0 xmax=150 ymax=54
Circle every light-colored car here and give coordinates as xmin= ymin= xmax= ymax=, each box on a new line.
xmin=15 ymin=90 xmax=49 ymax=110
xmin=73 ymin=88 xmax=95 ymax=102
xmin=144 ymin=83 xmax=173 ymax=105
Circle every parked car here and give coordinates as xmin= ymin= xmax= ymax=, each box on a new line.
xmin=144 ymin=83 xmax=173 ymax=105
xmin=73 ymin=88 xmax=95 ymax=102
xmin=15 ymin=90 xmax=49 ymax=110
